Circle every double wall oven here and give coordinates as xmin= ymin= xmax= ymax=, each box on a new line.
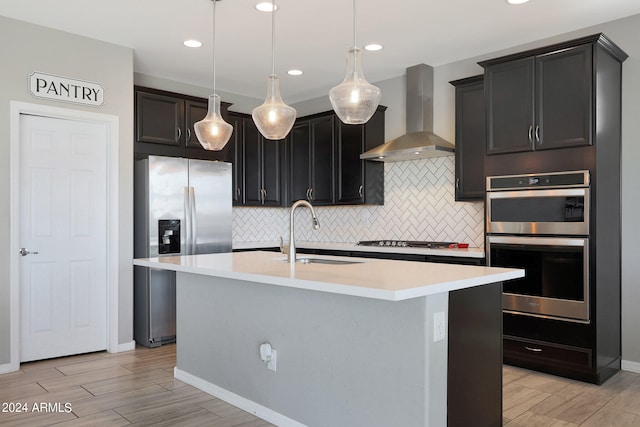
xmin=486 ymin=171 xmax=590 ymax=323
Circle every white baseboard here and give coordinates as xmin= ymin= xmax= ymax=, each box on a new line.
xmin=111 ymin=340 xmax=136 ymax=353
xmin=0 ymin=361 xmax=20 ymax=375
xmin=1 ymin=340 xmax=135 ymax=376
xmin=174 ymin=367 xmax=306 ymax=427
xmin=622 ymin=359 xmax=640 ymax=374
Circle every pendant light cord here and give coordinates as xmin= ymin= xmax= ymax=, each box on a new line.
xmin=271 ymin=0 xmax=276 ymax=76
xmin=212 ymin=0 xmax=217 ymax=94
xmin=352 ymin=0 xmax=357 ymax=49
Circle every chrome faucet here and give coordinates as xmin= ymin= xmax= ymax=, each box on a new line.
xmin=289 ymin=200 xmax=320 ymax=264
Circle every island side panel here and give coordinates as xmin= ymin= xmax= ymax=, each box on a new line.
xmin=447 ymin=282 xmax=503 ymax=427
xmin=175 ymin=272 xmax=448 ymax=427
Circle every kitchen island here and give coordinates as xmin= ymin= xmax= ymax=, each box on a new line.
xmin=133 ymin=251 xmax=523 ymax=427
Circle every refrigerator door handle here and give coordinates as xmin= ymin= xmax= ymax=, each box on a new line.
xmin=184 ymin=187 xmax=191 ymax=255
xmin=190 ymin=187 xmax=197 ymax=254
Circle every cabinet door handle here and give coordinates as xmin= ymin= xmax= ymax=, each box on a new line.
xmin=358 ymin=185 xmax=364 ymax=199
xmin=261 ymin=188 xmax=267 ymax=204
xmin=528 ymin=125 xmax=533 ymax=149
xmin=177 ymin=127 xmax=182 ymax=141
xmin=309 ymin=188 xmax=313 ymax=200
xmin=535 ymin=125 xmax=541 ymax=145
xmin=456 ymin=178 xmax=460 ymax=190
xmin=524 ymin=346 xmax=543 ymax=353
xmin=237 ymin=187 xmax=241 ymax=197
xmin=187 ymin=128 xmax=192 ymax=142
xmin=306 ymin=188 xmax=310 ymax=200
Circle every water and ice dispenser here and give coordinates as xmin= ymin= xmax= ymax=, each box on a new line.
xmin=158 ymin=219 xmax=180 ymax=254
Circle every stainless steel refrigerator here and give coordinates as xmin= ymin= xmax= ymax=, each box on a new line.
xmin=134 ymin=155 xmax=232 ymax=347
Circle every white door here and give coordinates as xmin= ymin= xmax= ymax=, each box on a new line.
xmin=19 ymin=114 xmax=108 ymax=362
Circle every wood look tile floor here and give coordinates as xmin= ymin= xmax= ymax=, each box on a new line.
xmin=0 ymin=344 xmax=274 ymax=427
xmin=503 ymin=365 xmax=640 ymax=426
xmin=2 ymin=344 xmax=639 ymax=426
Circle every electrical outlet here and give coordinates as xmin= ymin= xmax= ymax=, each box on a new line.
xmin=433 ymin=311 xmax=446 ymax=342
xmin=267 ymin=350 xmax=277 ymax=372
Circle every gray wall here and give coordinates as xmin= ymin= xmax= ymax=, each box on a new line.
xmin=0 ymin=16 xmax=134 ymax=364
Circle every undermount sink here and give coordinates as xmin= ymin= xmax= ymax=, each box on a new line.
xmin=274 ymin=256 xmax=363 ymax=265
xmin=296 ymin=257 xmax=363 ymax=265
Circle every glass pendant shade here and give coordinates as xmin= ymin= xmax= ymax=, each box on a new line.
xmin=252 ymin=74 xmax=297 ymax=140
xmin=330 ymin=47 xmax=381 ymax=125
xmin=194 ymin=94 xmax=233 ymax=151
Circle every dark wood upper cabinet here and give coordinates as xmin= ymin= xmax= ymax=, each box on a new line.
xmin=536 ymin=45 xmax=592 ymax=150
xmin=136 ymin=91 xmax=184 ymax=146
xmin=134 ymin=86 xmax=230 ymax=162
xmin=242 ymin=118 xmax=284 ymax=207
xmin=135 ymin=86 xmax=385 ymax=207
xmin=484 ymin=58 xmax=534 ymax=154
xmin=336 ymin=119 xmax=365 ymax=204
xmin=482 ymin=39 xmax=602 ymax=155
xmin=226 ymin=112 xmax=244 ymax=205
xmin=288 ymin=107 xmax=384 ymax=207
xmin=309 ymin=116 xmax=335 ymax=205
xmin=289 ymin=122 xmax=312 ymax=202
xmin=335 ymin=107 xmax=385 ymax=205
xmin=185 ymin=100 xmax=208 ymax=148
xmin=450 ymin=75 xmax=485 ymax=201
xmin=288 ymin=115 xmax=335 ymax=205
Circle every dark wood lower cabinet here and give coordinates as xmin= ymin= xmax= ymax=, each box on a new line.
xmin=503 ymin=312 xmax=620 ymax=384
xmin=504 ymin=336 xmax=591 ymax=372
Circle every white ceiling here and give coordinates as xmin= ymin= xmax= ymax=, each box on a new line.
xmin=1 ymin=0 xmax=639 ymax=104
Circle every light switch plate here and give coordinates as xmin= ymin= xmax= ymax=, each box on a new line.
xmin=434 ymin=311 xmax=446 ymax=342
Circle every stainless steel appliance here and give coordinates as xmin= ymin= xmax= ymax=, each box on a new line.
xmin=486 ymin=170 xmax=589 ymax=236
xmin=360 ymin=64 xmax=455 ymax=162
xmin=486 ymin=170 xmax=590 ymax=322
xmin=134 ymin=156 xmax=232 ymax=347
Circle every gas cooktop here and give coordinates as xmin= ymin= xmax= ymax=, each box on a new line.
xmin=358 ymin=240 xmax=458 ymax=249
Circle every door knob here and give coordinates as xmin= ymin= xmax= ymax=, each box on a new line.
xmin=19 ymin=248 xmax=38 ymax=256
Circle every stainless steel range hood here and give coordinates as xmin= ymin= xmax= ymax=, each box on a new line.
xmin=360 ymin=64 xmax=455 ymax=162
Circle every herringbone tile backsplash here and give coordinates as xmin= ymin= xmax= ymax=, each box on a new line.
xmin=233 ymin=156 xmax=485 ymax=248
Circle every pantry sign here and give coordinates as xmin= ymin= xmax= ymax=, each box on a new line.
xmin=28 ymin=72 xmax=104 ymax=106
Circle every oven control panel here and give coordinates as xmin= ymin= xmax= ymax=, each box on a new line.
xmin=487 ymin=170 xmax=589 ymax=191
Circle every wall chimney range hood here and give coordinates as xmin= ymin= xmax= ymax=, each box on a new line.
xmin=360 ymin=64 xmax=455 ymax=162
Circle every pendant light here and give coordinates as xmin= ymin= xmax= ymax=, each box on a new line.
xmin=252 ymin=0 xmax=296 ymax=140
xmin=194 ymin=0 xmax=233 ymax=151
xmin=329 ymin=0 xmax=381 ymax=125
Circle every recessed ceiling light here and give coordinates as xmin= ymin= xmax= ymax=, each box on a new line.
xmin=183 ymin=39 xmax=202 ymax=48
xmin=287 ymin=69 xmax=303 ymax=76
xmin=506 ymin=0 xmax=530 ymax=4
xmin=364 ymin=44 xmax=383 ymax=52
xmin=255 ymin=2 xmax=279 ymax=12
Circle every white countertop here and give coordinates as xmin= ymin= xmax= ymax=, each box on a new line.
xmin=233 ymin=241 xmax=486 ymax=258
xmin=134 ymin=251 xmax=522 ymax=301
